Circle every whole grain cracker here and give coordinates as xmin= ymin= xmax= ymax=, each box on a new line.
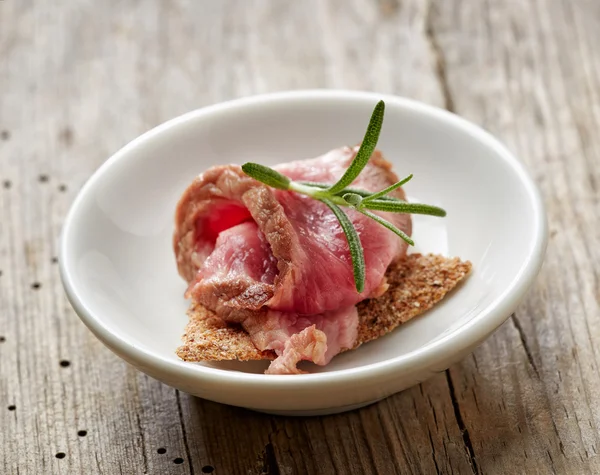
xmin=176 ymin=303 xmax=275 ymax=361
xmin=353 ymin=253 xmax=472 ymax=348
xmin=176 ymin=253 xmax=472 ymax=363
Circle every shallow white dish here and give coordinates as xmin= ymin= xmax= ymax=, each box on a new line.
xmin=60 ymin=90 xmax=547 ymax=416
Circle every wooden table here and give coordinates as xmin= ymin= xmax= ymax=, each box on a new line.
xmin=1 ymin=1 xmax=599 ymax=473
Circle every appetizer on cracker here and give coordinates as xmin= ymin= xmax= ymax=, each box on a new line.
xmin=173 ymin=101 xmax=471 ymax=374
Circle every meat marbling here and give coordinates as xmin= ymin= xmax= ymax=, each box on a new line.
xmin=173 ymin=146 xmax=412 ymax=373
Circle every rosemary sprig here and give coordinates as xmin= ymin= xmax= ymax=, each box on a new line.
xmin=321 ymin=198 xmax=366 ymax=292
xmin=299 ymin=182 xmax=402 ymax=202
xmin=327 ymin=100 xmax=385 ymax=195
xmin=241 ymin=100 xmax=446 ymax=292
xmin=361 ymin=174 xmax=413 ymax=203
xmin=356 ymin=208 xmax=414 ymax=246
xmin=359 ymin=199 xmax=446 ymax=216
xmin=241 ymin=163 xmax=290 ymax=190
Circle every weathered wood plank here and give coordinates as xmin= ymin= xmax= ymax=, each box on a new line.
xmin=1 ymin=0 xmax=599 ymax=473
xmin=430 ymin=0 xmax=600 ymax=472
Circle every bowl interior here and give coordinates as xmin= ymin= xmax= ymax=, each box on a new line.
xmin=62 ymin=92 xmax=540 ymax=375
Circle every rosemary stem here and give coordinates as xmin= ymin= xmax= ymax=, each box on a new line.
xmin=288 ymin=182 xmax=323 ymax=196
xmin=288 ymin=182 xmax=348 ymax=205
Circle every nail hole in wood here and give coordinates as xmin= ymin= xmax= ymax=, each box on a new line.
xmin=78 ymin=430 xmax=87 ymax=437
xmin=58 ymin=184 xmax=67 ymax=192
xmin=8 ymin=405 xmax=16 ymax=411
xmin=0 ymin=336 xmax=5 ymax=343
xmin=51 ymin=257 xmax=58 ymax=264
xmin=59 ymin=127 xmax=74 ymax=147
xmin=157 ymin=448 xmax=166 ymax=454
xmin=0 ymin=130 xmax=9 ymax=141
xmin=55 ymin=452 xmax=66 ymax=459
xmin=31 ymin=282 xmax=41 ymax=290
xmin=173 ymin=458 xmax=184 ymax=465
xmin=60 ymin=360 xmax=70 ymax=368
xmin=2 ymin=180 xmax=11 ymax=189
xmin=38 ymin=174 xmax=49 ymax=183
xmin=202 ymin=466 xmax=215 ymax=473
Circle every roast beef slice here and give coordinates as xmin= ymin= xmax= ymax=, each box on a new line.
xmin=176 ymin=253 xmax=472 ymax=363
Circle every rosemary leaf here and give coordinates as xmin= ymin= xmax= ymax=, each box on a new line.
xmin=362 ymin=199 xmax=447 ymax=217
xmin=327 ymin=100 xmax=385 ymax=194
xmin=361 ymin=174 xmax=413 ymax=203
xmin=241 ymin=163 xmax=291 ymax=190
xmin=358 ymin=209 xmax=414 ymax=246
xmin=321 ymin=198 xmax=366 ymax=293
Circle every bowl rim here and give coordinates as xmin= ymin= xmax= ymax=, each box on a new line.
xmin=59 ymin=89 xmax=548 ymax=390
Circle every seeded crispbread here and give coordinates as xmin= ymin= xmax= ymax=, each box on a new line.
xmin=176 ymin=253 xmax=472 ymax=363
xmin=176 ymin=304 xmax=275 ymax=361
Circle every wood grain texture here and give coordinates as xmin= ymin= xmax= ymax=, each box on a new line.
xmin=0 ymin=0 xmax=598 ymax=474
xmin=431 ymin=0 xmax=600 ymax=473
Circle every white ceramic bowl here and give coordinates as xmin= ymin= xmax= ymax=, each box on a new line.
xmin=60 ymin=90 xmax=547 ymax=416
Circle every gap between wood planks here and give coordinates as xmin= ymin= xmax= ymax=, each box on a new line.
xmin=425 ymin=1 xmax=478 ymax=473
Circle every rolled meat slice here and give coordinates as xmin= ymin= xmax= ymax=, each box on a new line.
xmin=173 ymin=145 xmax=412 ymax=373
